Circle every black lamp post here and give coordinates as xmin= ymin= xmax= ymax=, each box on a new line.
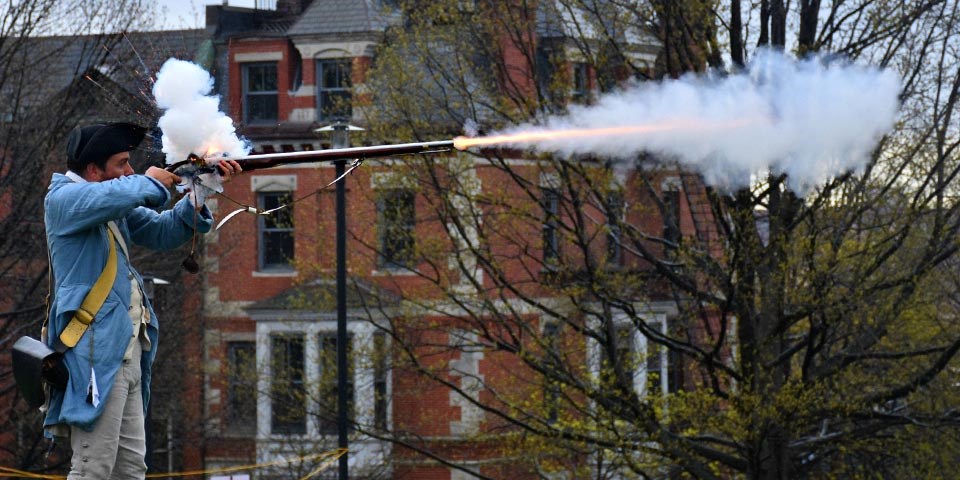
xmin=316 ymin=121 xmax=363 ymax=480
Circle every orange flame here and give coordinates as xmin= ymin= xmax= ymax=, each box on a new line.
xmin=203 ymin=143 xmax=223 ymax=158
xmin=452 ymin=118 xmax=762 ymax=151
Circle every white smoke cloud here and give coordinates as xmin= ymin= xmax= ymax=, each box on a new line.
xmin=486 ymin=50 xmax=901 ymax=190
xmin=153 ymin=58 xmax=250 ymax=165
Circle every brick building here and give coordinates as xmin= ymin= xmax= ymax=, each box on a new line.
xmin=181 ymin=1 xmax=719 ymax=479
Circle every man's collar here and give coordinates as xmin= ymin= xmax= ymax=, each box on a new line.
xmin=65 ymin=171 xmax=87 ymax=183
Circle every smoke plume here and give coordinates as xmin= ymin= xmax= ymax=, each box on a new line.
xmin=153 ymin=58 xmax=249 ymax=165
xmin=489 ymin=50 xmax=901 ymax=190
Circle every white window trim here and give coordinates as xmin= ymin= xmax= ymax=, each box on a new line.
xmin=586 ymin=307 xmax=672 ymax=397
xmin=252 ymin=175 xmax=298 ymax=193
xmin=255 ymin=190 xmax=296 ymax=273
xmin=256 ymin=319 xmax=388 ymax=440
xmin=371 ymin=177 xmax=418 ymax=272
xmin=236 ymin=52 xmax=283 ymax=62
xmin=315 ymin=56 xmax=353 ymax=122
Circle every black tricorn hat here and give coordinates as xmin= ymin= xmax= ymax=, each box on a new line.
xmin=66 ymin=122 xmax=148 ymax=173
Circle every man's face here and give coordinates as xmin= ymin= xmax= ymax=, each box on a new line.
xmin=84 ymin=151 xmax=134 ymax=182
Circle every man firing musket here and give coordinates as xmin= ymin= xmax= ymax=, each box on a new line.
xmin=40 ymin=123 xmax=241 ymax=479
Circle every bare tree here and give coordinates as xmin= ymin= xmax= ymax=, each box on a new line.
xmin=0 ymin=1 xmax=212 ymax=473
xmin=331 ymin=0 xmax=960 ymax=478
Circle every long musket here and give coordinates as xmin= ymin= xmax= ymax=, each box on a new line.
xmin=166 ymin=139 xmax=459 ymax=174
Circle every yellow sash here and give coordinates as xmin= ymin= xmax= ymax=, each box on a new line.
xmin=58 ymin=228 xmax=117 ymax=348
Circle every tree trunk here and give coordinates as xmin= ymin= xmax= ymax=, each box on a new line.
xmin=730 ymin=0 xmax=745 ymax=67
xmin=771 ymin=0 xmax=787 ymax=47
xmin=798 ymin=0 xmax=822 ymax=54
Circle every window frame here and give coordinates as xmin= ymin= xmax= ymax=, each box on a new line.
xmin=571 ymin=62 xmax=590 ymax=104
xmin=612 ymin=322 xmax=637 ymax=391
xmin=662 ymin=185 xmax=681 ymax=248
xmin=589 ymin=311 xmax=673 ymax=398
xmin=373 ymin=332 xmax=389 ymax=430
xmin=606 ymin=190 xmax=624 ymax=266
xmin=542 ymin=186 xmax=561 ymax=266
xmin=256 ymin=321 xmax=391 ymax=439
xmin=225 ymin=341 xmax=257 ymax=434
xmin=376 ymin=188 xmax=416 ymax=269
xmin=257 ymin=191 xmax=295 ymax=271
xmin=317 ymin=333 xmax=355 ymax=435
xmin=242 ymin=62 xmax=279 ymax=124
xmin=316 ymin=58 xmax=353 ymax=122
xmin=269 ymin=333 xmax=307 ymax=435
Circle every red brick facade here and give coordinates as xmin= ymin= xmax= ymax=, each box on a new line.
xmin=183 ymin=4 xmax=720 ymax=479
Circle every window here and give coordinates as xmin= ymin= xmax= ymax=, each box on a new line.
xmin=663 ymin=189 xmax=681 ymax=248
xmin=226 ymin=342 xmax=256 ymax=434
xmin=668 ymin=344 xmax=683 ymax=394
xmin=571 ymin=62 xmax=589 ymax=104
xmin=243 ymin=63 xmax=278 ymax=124
xmin=542 ymin=187 xmax=560 ymax=266
xmin=256 ymin=323 xmax=389 ymax=443
xmin=535 ymin=46 xmax=561 ymax=111
xmin=595 ymin=314 xmax=674 ymax=397
xmin=633 ymin=319 xmax=675 ymax=397
xmin=316 ymin=59 xmax=352 ymax=121
xmin=318 ymin=334 xmax=354 ymax=435
xmin=373 ymin=332 xmax=389 ymax=430
xmin=542 ymin=322 xmax=561 ymax=424
xmin=646 ymin=322 xmax=664 ymax=396
xmin=270 ymin=334 xmax=306 ymax=434
xmin=377 ymin=189 xmax=416 ymax=268
xmin=258 ymin=192 xmax=294 ymax=270
xmin=645 ymin=321 xmax=677 ymax=396
xmin=606 ymin=191 xmax=623 ymax=266
xmin=613 ymin=324 xmax=636 ymax=389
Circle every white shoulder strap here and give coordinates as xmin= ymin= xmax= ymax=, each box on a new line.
xmin=106 ymin=221 xmax=129 ymax=260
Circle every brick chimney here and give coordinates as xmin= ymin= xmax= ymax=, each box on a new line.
xmin=276 ymin=0 xmax=314 ymax=15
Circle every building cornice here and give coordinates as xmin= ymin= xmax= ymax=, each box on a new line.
xmin=291 ymin=37 xmax=378 ymax=58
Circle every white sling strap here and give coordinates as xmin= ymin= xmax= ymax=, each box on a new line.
xmin=106 ymin=221 xmax=128 ymax=259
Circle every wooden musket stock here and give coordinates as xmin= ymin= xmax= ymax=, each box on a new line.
xmin=166 ymin=140 xmax=457 ymax=174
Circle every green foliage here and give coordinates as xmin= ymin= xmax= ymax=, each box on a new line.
xmin=336 ymin=0 xmax=960 ymax=478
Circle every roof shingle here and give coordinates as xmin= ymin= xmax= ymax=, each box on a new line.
xmin=287 ymin=0 xmax=400 ymax=36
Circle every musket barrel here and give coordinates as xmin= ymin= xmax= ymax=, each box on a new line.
xmin=217 ymin=140 xmax=455 ymax=172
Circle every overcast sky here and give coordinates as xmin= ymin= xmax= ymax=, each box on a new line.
xmin=154 ymin=0 xmax=259 ymax=30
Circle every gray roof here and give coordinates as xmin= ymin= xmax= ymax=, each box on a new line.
xmin=0 ymin=29 xmax=207 ymax=140
xmin=221 ymin=16 xmax=297 ymax=38
xmin=8 ymin=30 xmax=205 ymax=111
xmin=104 ymin=30 xmax=208 ymax=97
xmin=287 ymin=0 xmax=400 ymax=36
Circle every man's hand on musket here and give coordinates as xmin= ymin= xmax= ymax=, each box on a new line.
xmin=146 ymin=166 xmax=181 ymax=188
xmin=216 ymin=159 xmax=242 ymax=181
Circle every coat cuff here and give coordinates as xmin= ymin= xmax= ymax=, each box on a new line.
xmin=173 ymin=196 xmax=213 ymax=233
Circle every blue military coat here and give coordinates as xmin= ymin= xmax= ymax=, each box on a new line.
xmin=43 ymin=172 xmax=212 ymax=431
